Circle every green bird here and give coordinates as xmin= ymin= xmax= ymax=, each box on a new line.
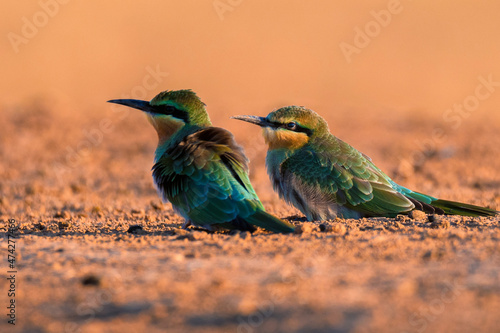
xmin=232 ymin=106 xmax=498 ymax=220
xmin=107 ymin=90 xmax=294 ymax=233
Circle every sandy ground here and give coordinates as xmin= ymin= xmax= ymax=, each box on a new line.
xmin=1 ymin=103 xmax=499 ymax=333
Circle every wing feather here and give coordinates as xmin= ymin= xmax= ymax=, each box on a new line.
xmin=152 ymin=127 xmax=264 ymax=226
xmin=280 ymin=135 xmax=414 ymax=217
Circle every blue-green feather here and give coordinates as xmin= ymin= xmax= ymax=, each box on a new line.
xmin=153 ymin=126 xmax=294 ymax=232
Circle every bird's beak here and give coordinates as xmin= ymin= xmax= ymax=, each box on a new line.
xmin=107 ymin=99 xmax=158 ymax=113
xmin=231 ymin=115 xmax=271 ymax=127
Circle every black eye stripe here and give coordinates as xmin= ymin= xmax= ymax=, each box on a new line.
xmin=155 ymin=105 xmax=189 ymax=122
xmin=293 ymin=126 xmax=313 ymax=136
xmin=268 ymin=120 xmax=313 ymax=136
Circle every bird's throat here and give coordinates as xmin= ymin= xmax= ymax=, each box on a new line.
xmin=147 ymin=114 xmax=185 ymax=145
xmin=263 ymin=127 xmax=308 ymax=150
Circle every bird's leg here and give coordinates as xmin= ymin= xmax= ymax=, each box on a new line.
xmin=182 ymin=219 xmax=192 ymax=229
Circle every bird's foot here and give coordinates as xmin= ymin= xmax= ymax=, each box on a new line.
xmin=182 ymin=220 xmax=192 ymax=229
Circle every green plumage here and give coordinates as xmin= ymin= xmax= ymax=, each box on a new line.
xmin=233 ymin=106 xmax=498 ymax=220
xmin=108 ymin=90 xmax=294 ymax=233
xmin=153 ymin=126 xmax=293 ymax=233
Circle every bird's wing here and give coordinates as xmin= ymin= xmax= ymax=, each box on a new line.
xmin=152 ymin=127 xmax=265 ymax=226
xmin=281 ymin=136 xmax=414 ymax=216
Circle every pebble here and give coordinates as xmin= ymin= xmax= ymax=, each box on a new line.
xmin=54 ymin=211 xmax=70 ymax=219
xmin=81 ymin=275 xmax=100 ymax=286
xmin=127 ymin=225 xmax=145 ymax=234
xmin=58 ymin=221 xmax=71 ymax=229
xmin=430 ymin=219 xmax=450 ymax=229
xmin=429 ymin=214 xmax=442 ymax=222
xmin=131 ymin=209 xmax=145 ymax=215
xmin=331 ymin=223 xmax=347 ymax=235
xmin=91 ymin=206 xmax=102 ymax=215
xmin=294 ymin=222 xmax=318 ymax=234
xmin=150 ymin=200 xmax=164 ymax=211
xmin=409 ymin=210 xmax=427 ymax=221
xmin=34 ymin=222 xmax=46 ymax=230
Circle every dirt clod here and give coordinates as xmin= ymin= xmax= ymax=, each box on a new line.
xmin=294 ymin=222 xmax=319 ymax=234
xmin=409 ymin=210 xmax=428 ymax=221
xmin=81 ymin=275 xmax=100 ymax=286
xmin=127 ymin=225 xmax=144 ymax=234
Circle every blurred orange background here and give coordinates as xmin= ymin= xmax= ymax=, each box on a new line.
xmin=2 ymin=0 xmax=500 ymax=117
xmin=2 ymin=4 xmax=500 ymax=332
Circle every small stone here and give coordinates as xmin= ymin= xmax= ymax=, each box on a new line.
xmin=409 ymin=210 xmax=427 ymax=221
xmin=428 ymin=214 xmax=443 ymax=223
xmin=200 ymin=252 xmax=212 ymax=259
xmin=34 ymin=222 xmax=46 ymax=230
xmin=388 ymin=221 xmax=404 ymax=232
xmin=70 ymin=183 xmax=84 ymax=193
xmin=91 ymin=206 xmax=102 ymax=214
xmin=422 ymin=250 xmax=432 ymax=260
xmin=175 ymin=229 xmax=195 ymax=240
xmin=54 ymin=211 xmax=70 ymax=219
xmin=395 ymin=215 xmax=409 ymax=222
xmin=150 ymin=200 xmax=164 ymax=211
xmin=58 ymin=221 xmax=71 ymax=229
xmin=127 ymin=225 xmax=144 ymax=234
xmin=430 ymin=219 xmax=450 ymax=229
xmin=81 ymin=275 xmax=100 ymax=286
xmin=331 ymin=223 xmax=347 ymax=235
xmin=131 ymin=209 xmax=145 ymax=215
xmin=294 ymin=222 xmax=318 ymax=234
xmin=25 ymin=185 xmax=38 ymax=195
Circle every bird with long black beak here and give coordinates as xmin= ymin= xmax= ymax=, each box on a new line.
xmin=232 ymin=106 xmax=498 ymax=221
xmin=108 ymin=90 xmax=294 ymax=233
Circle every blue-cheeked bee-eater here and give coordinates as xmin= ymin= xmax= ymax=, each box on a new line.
xmin=232 ymin=106 xmax=498 ymax=220
xmin=108 ymin=90 xmax=294 ymax=233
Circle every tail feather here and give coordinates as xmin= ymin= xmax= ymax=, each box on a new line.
xmin=401 ymin=189 xmax=497 ymax=217
xmin=244 ymin=210 xmax=295 ymax=233
xmin=407 ymin=197 xmax=445 ymax=214
xmin=429 ymin=199 xmax=498 ymax=217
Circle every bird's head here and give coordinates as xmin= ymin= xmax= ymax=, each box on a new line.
xmin=108 ymin=89 xmax=211 ymax=143
xmin=232 ymin=106 xmax=329 ymax=150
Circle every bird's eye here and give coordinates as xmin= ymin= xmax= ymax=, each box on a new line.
xmin=286 ymin=122 xmax=297 ymax=130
